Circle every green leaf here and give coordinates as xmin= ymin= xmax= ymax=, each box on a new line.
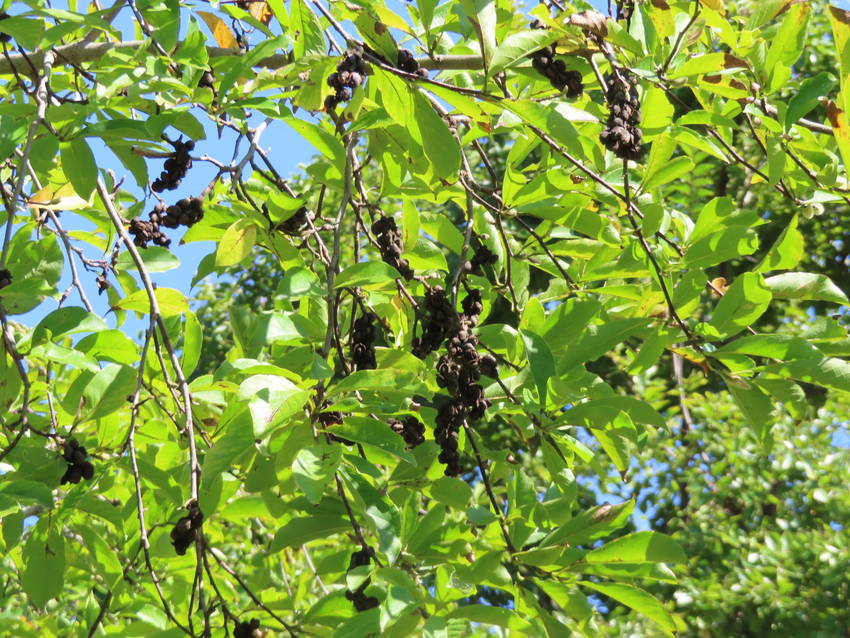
xmin=201 ymin=412 xmax=255 ymax=486
xmin=764 ymin=272 xmax=849 ymax=304
xmin=786 ymin=72 xmax=836 ymax=130
xmin=591 ymin=412 xmax=637 ymax=473
xmin=641 ymin=155 xmax=693 ymax=192
xmin=329 ymin=369 xmax=430 ymax=399
xmin=461 ymin=0 xmax=497 ymax=69
xmin=446 ymin=605 xmax=535 ymax=633
xmin=728 ymin=381 xmax=774 ymax=440
xmin=540 ymin=501 xmax=635 ymax=548
xmin=0 ymin=480 xmax=53 ymax=507
xmin=584 ymin=531 xmax=686 ymax=564
xmin=182 ymin=312 xmax=202 ymax=377
xmin=83 ymin=364 xmax=137 ymax=420
xmin=412 ymin=88 xmax=461 ymax=181
xmin=292 ymin=444 xmax=342 ymax=505
xmin=60 ymin=138 xmax=98 ymax=199
xmin=429 ymin=476 xmax=472 ymax=510
xmin=269 ymin=512 xmax=350 ymax=551
xmin=32 ymin=307 xmax=107 ymax=345
xmin=766 ymin=135 xmax=785 ymax=186
xmin=490 ymin=29 xmax=558 ymax=74
xmin=764 ymin=357 xmax=850 ymax=393
xmin=290 ymin=0 xmax=325 ymax=57
xmin=335 ymin=261 xmax=400 ymax=288
xmin=76 ymin=330 xmax=139 ymax=365
xmin=21 ymin=521 xmax=65 ymax=609
xmin=707 ymin=272 xmax=772 ymax=338
xmin=238 ymin=374 xmax=311 ymax=437
xmin=320 ymin=416 xmax=416 ymax=464
xmin=756 ymin=214 xmax=804 ymax=272
xmin=579 ymin=581 xmax=677 ymax=636
xmin=521 ymin=330 xmax=555 ymax=406
xmin=115 ymin=246 xmax=181 ymax=273
xmin=216 ymin=220 xmax=257 ymax=267
xmin=764 ymin=3 xmax=809 ymax=93
xmin=668 ymin=52 xmax=726 ymax=79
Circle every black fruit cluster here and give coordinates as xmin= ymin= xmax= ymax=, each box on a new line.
xmin=274 ymin=206 xmax=309 ymax=235
xmin=345 ymin=547 xmax=379 ymax=611
xmin=371 ymin=216 xmax=413 ymax=280
xmin=396 ymin=49 xmax=428 ymax=79
xmin=412 ymin=286 xmax=456 ymax=358
xmin=434 ymin=398 xmax=465 ymax=476
xmin=388 ymin=416 xmax=425 ymax=448
xmin=325 ymin=53 xmax=365 ymax=111
xmin=129 ymin=216 xmax=170 ymax=249
xmin=129 ymin=198 xmax=204 ymax=249
xmin=350 ymin=313 xmax=378 ymax=371
xmin=0 ymin=268 xmax=11 ymax=289
xmin=233 ymin=618 xmax=260 ymax=638
xmin=60 ymin=439 xmax=94 ymax=485
xmin=433 ymin=290 xmax=494 ymax=476
xmin=157 ymin=197 xmax=204 ymax=229
xmin=464 ymin=242 xmax=498 ymax=275
xmin=152 ymin=138 xmax=194 ymax=192
xmin=600 ymin=72 xmax=643 ymax=161
xmin=318 ymin=410 xmax=354 ymax=446
xmin=616 ymin=0 xmax=634 ymax=21
xmin=170 ymin=501 xmax=203 ymax=555
xmin=0 ymin=12 xmax=10 ymax=44
xmin=529 ymin=21 xmax=583 ymax=98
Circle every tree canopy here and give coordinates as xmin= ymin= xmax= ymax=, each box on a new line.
xmin=0 ymin=0 xmax=849 ymax=636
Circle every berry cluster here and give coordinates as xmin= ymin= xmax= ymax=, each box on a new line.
xmin=274 ymin=206 xmax=309 ymax=235
xmin=463 ymin=242 xmax=498 ymax=276
xmin=0 ymin=268 xmax=11 ymax=289
xmin=434 ymin=398 xmax=465 ymax=476
xmin=433 ymin=290 xmax=495 ymax=476
xmin=318 ymin=410 xmax=353 ymax=446
xmin=412 ymin=287 xmax=457 ymax=359
xmin=157 ymin=197 xmax=205 ymax=229
xmin=325 ymin=53 xmax=365 ymax=112
xmin=170 ymin=501 xmax=203 ymax=555
xmin=371 ymin=216 xmax=413 ymax=280
xmin=129 ymin=198 xmax=204 ymax=249
xmin=350 ymin=313 xmax=378 ymax=371
xmin=0 ymin=12 xmax=10 ymax=44
xmin=388 ymin=416 xmax=425 ymax=448
xmin=234 ymin=618 xmax=260 ymax=638
xmin=345 ymin=547 xmax=379 ymax=611
xmin=600 ymin=72 xmax=643 ymax=161
xmin=531 ymin=49 xmax=583 ymax=98
xmin=529 ymin=22 xmax=583 ymax=98
xmin=60 ymin=439 xmax=94 ymax=485
xmin=152 ymin=138 xmax=194 ymax=192
xmin=129 ymin=216 xmax=170 ymax=249
xmin=396 ymin=49 xmax=428 ymax=79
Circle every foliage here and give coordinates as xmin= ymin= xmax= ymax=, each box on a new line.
xmin=0 ymin=0 xmax=848 ymax=636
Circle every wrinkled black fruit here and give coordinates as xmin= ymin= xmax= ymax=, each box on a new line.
xmin=234 ymin=618 xmax=260 ymax=638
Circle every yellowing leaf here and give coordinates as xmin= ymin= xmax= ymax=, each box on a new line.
xmin=248 ymin=0 xmax=273 ymax=26
xmin=114 ymin=288 xmax=189 ymax=317
xmin=216 ymin=220 xmax=257 ymax=267
xmin=26 ymin=182 xmax=90 ymax=211
xmin=826 ymin=99 xmax=850 ymax=181
xmin=702 ymin=0 xmax=725 ymax=14
xmin=197 ymin=11 xmax=239 ymax=49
